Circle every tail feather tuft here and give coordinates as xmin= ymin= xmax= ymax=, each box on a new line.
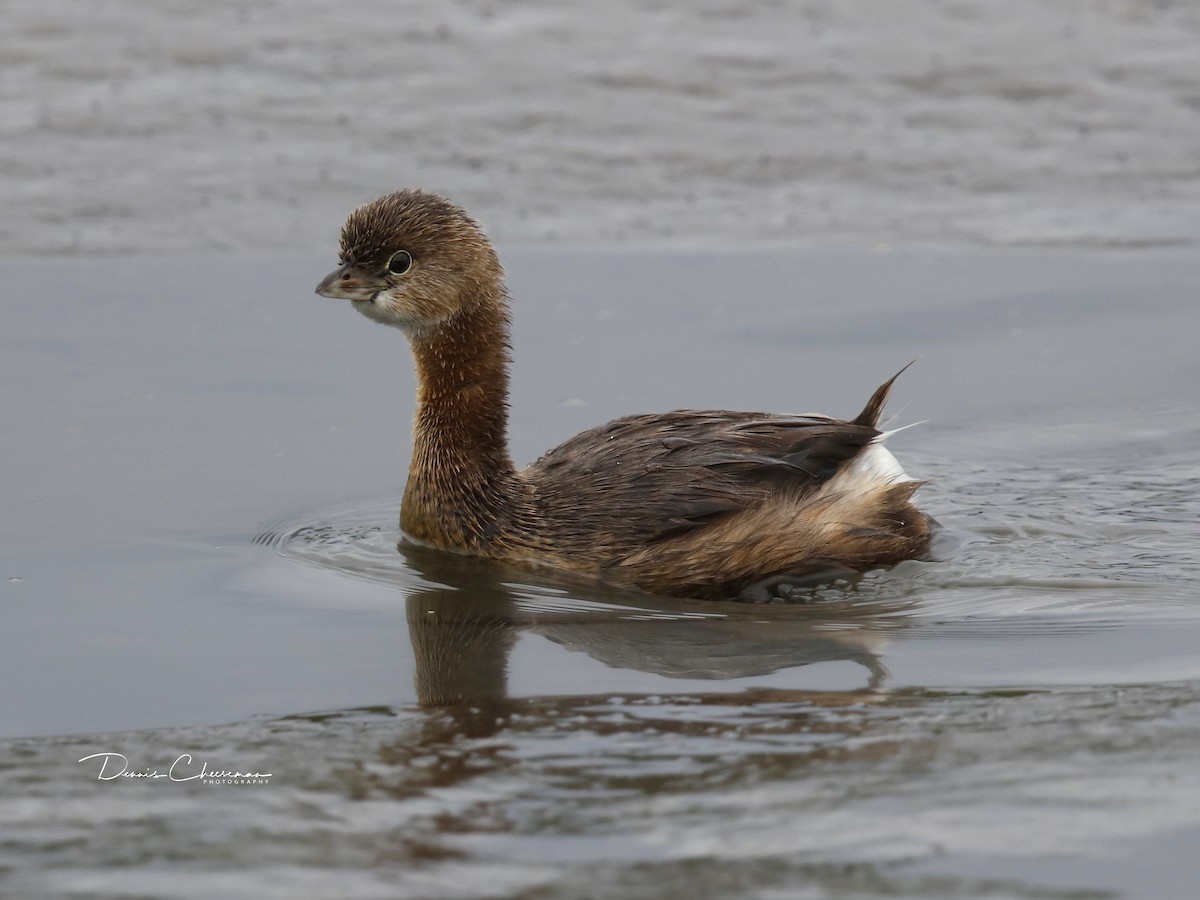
xmin=853 ymin=360 xmax=917 ymax=428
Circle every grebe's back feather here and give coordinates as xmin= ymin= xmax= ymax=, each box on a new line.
xmin=523 ymin=371 xmax=927 ymax=598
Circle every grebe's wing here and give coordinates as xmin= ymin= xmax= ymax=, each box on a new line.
xmin=523 ymin=371 xmax=927 ymax=598
xmin=526 ymin=407 xmax=882 ymax=546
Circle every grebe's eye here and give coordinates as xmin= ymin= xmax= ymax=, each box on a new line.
xmin=387 ymin=250 xmax=413 ymax=275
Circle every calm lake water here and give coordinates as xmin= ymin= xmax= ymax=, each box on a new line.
xmin=5 ymin=0 xmax=1200 ymax=896
xmin=2 ymin=248 xmax=1199 ymax=898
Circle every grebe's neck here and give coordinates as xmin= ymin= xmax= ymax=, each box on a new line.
xmin=401 ymin=287 xmax=522 ymax=551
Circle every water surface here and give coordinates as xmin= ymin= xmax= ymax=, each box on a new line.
xmin=2 ymin=249 xmax=1199 ymax=898
xmin=6 ymin=0 xmax=1200 ymax=254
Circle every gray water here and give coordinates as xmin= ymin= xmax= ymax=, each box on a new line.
xmin=4 ymin=2 xmax=1200 ymax=899
xmin=5 ymin=0 xmax=1200 ymax=255
xmin=3 ymin=249 xmax=1199 ymax=899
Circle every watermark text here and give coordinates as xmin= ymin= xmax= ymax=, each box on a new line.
xmin=77 ymin=752 xmax=272 ymax=785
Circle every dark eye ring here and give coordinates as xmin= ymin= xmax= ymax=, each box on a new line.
xmin=387 ymin=250 xmax=413 ymax=275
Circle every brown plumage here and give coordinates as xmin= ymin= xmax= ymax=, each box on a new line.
xmin=315 ymin=189 xmax=933 ymax=600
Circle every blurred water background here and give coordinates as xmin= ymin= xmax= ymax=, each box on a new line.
xmin=5 ymin=0 xmax=1200 ymax=255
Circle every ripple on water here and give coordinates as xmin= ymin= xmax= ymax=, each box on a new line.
xmin=241 ymin=415 xmax=1200 ymax=709
xmin=9 ymin=435 xmax=1200 ymax=898
xmin=6 ymin=683 xmax=1200 ymax=899
xmin=261 ymin=449 xmax=1199 ymax=637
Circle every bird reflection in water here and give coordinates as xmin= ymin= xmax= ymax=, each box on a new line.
xmin=321 ymin=542 xmax=929 ymax=808
xmin=399 ymin=541 xmax=913 ymax=713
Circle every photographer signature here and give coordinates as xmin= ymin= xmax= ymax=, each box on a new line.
xmin=77 ymin=752 xmax=272 ymax=783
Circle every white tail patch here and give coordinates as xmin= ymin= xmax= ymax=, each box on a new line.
xmin=823 ymin=439 xmax=916 ymax=499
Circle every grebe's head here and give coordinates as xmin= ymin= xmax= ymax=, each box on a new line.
xmin=315 ymin=189 xmax=503 ymax=335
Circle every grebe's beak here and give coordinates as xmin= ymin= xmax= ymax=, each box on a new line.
xmin=315 ymin=264 xmax=388 ymax=302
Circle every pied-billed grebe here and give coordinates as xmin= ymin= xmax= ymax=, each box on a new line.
xmin=315 ymin=189 xmax=932 ymax=599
